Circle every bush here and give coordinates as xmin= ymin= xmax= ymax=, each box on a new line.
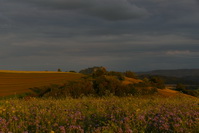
xmin=107 ymin=71 xmax=125 ymax=80
xmin=176 ymin=84 xmax=199 ymax=97
xmin=93 ymin=76 xmax=121 ymax=96
xmin=69 ymin=70 xmax=76 ymax=73
xmin=57 ymin=68 xmax=62 ymax=72
xmin=149 ymin=76 xmax=165 ymax=89
xmin=42 ymin=79 xmax=94 ymax=98
xmin=176 ymin=83 xmax=186 ymax=90
xmin=29 ymin=72 xmax=159 ymax=98
xmin=92 ymin=68 xmax=107 ymax=78
xmin=66 ymin=80 xmax=95 ymax=98
xmin=124 ymin=83 xmax=158 ymax=96
xmin=124 ymin=71 xmax=137 ymax=78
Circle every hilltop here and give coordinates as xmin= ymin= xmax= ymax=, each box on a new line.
xmin=0 ymin=67 xmax=198 ymax=98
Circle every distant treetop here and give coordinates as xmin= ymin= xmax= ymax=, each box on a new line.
xmin=57 ymin=68 xmax=62 ymax=72
xmin=79 ymin=66 xmax=107 ymax=75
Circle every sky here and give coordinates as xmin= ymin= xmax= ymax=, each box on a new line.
xmin=0 ymin=0 xmax=199 ymax=72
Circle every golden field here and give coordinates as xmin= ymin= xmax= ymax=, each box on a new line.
xmin=0 ymin=70 xmax=83 ymax=96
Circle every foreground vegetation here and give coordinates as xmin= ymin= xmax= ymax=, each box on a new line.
xmin=0 ymin=96 xmax=198 ymax=133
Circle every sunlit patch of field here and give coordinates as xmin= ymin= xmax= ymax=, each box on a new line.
xmin=157 ymin=88 xmax=197 ymax=98
xmin=0 ymin=70 xmax=83 ymax=96
xmin=157 ymin=88 xmax=179 ymax=97
xmin=122 ymin=77 xmax=142 ymax=85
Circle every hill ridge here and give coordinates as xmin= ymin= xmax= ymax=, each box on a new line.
xmin=138 ymin=68 xmax=199 ymax=77
xmin=0 ymin=70 xmax=72 ymax=74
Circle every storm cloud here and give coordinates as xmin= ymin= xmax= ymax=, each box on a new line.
xmin=15 ymin=0 xmax=149 ymax=21
xmin=0 ymin=0 xmax=199 ymax=71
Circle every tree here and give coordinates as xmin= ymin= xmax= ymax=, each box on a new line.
xmin=176 ymin=83 xmax=186 ymax=90
xmin=108 ymin=71 xmax=125 ymax=80
xmin=92 ymin=68 xmax=107 ymax=77
xmin=69 ymin=70 xmax=76 ymax=73
xmin=149 ymin=76 xmax=165 ymax=89
xmin=57 ymin=68 xmax=62 ymax=72
xmin=124 ymin=71 xmax=137 ymax=78
xmin=93 ymin=76 xmax=121 ymax=96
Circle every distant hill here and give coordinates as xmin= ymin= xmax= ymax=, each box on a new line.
xmin=138 ymin=69 xmax=199 ymax=77
xmin=137 ymin=69 xmax=199 ymax=85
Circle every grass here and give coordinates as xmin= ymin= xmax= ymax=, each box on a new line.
xmin=122 ymin=77 xmax=142 ymax=85
xmin=0 ymin=95 xmax=198 ymax=133
xmin=0 ymin=71 xmax=83 ymax=96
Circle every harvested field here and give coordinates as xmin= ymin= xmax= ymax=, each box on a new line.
xmin=0 ymin=70 xmax=83 ymax=96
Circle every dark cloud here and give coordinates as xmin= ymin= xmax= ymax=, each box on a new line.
xmin=0 ymin=0 xmax=198 ymax=71
xmin=15 ymin=0 xmax=149 ymax=21
xmin=0 ymin=13 xmax=11 ymax=30
xmin=85 ymin=0 xmax=149 ymax=21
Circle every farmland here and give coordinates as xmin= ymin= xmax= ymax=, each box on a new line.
xmin=0 ymin=69 xmax=198 ymax=132
xmin=0 ymin=96 xmax=198 ymax=133
xmin=0 ymin=70 xmax=83 ymax=96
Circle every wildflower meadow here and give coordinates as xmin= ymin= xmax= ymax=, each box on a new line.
xmin=0 ymin=96 xmax=198 ymax=133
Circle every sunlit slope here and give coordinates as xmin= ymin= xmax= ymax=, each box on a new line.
xmin=122 ymin=77 xmax=142 ymax=85
xmin=157 ymin=88 xmax=196 ymax=98
xmin=122 ymin=76 xmax=196 ymax=98
xmin=0 ymin=71 xmax=83 ymax=96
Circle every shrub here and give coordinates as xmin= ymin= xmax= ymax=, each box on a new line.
xmin=107 ymin=71 xmax=125 ymax=80
xmin=92 ymin=68 xmax=107 ymax=78
xmin=176 ymin=83 xmax=186 ymax=90
xmin=149 ymin=76 xmax=165 ymax=89
xmin=29 ymin=72 xmax=159 ymax=98
xmin=69 ymin=70 xmax=76 ymax=73
xmin=176 ymin=84 xmax=199 ymax=97
xmin=67 ymin=80 xmax=95 ymax=98
xmin=57 ymin=68 xmax=62 ymax=72
xmin=124 ymin=71 xmax=137 ymax=78
xmin=44 ymin=79 xmax=95 ymax=98
xmin=79 ymin=66 xmax=106 ymax=75
xmin=93 ymin=76 xmax=121 ymax=96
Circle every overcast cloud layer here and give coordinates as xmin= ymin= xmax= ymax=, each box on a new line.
xmin=0 ymin=0 xmax=199 ymax=72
